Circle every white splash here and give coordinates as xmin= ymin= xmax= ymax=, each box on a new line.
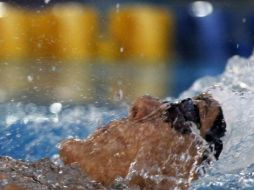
xmin=181 ymin=54 xmax=254 ymax=188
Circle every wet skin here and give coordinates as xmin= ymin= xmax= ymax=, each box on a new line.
xmin=60 ymin=94 xmax=226 ymax=189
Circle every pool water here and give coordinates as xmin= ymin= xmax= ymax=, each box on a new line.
xmin=1 ymin=54 xmax=254 ymax=189
xmin=0 ymin=103 xmax=128 ymax=161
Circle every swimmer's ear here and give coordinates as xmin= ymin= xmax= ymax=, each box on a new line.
xmin=194 ymin=93 xmax=226 ymax=139
xmin=129 ymin=95 xmax=161 ymax=121
xmin=194 ymin=94 xmax=226 ymax=160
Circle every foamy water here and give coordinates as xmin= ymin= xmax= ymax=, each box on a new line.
xmin=182 ymin=55 xmax=254 ymax=189
xmin=1 ymin=54 xmax=254 ymax=189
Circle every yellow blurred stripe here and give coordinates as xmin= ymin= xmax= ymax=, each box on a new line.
xmin=0 ymin=3 xmax=29 ymax=60
xmin=96 ymin=38 xmax=119 ymax=61
xmin=28 ymin=8 xmax=56 ymax=59
xmin=52 ymin=3 xmax=99 ymax=61
xmin=109 ymin=5 xmax=174 ymax=62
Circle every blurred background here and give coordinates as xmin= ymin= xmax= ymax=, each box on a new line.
xmin=0 ymin=0 xmax=252 ymax=104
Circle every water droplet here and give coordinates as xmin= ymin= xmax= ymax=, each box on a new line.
xmin=242 ymin=18 xmax=246 ymax=23
xmin=50 ymin=103 xmax=62 ymax=114
xmin=27 ymin=75 xmax=33 ymax=82
xmin=52 ymin=66 xmax=56 ymax=72
xmin=116 ymin=3 xmax=120 ymax=12
xmin=114 ymin=89 xmax=124 ymax=102
xmin=120 ymin=47 xmax=124 ymax=53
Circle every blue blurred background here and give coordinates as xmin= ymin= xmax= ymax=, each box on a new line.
xmin=0 ymin=0 xmax=252 ymax=104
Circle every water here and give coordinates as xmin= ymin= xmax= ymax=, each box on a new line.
xmin=182 ymin=55 xmax=254 ymax=189
xmin=0 ymin=103 xmax=128 ymax=161
xmin=1 ymin=54 xmax=254 ymax=189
